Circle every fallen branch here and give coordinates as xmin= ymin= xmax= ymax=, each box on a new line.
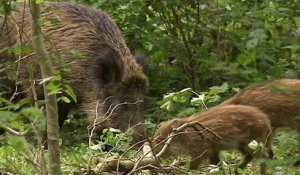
xmin=93 ymin=142 xmax=157 ymax=173
xmin=90 ymin=120 xmax=220 ymax=174
xmin=1 ymin=126 xmax=29 ymax=136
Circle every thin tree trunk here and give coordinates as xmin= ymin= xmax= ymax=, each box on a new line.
xmin=30 ymin=1 xmax=62 ymax=175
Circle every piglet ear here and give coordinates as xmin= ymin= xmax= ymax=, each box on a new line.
xmin=94 ymin=48 xmax=124 ymax=87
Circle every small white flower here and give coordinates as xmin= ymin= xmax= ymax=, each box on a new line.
xmin=108 ymin=128 xmax=121 ymax=133
xmin=248 ymin=140 xmax=259 ymax=150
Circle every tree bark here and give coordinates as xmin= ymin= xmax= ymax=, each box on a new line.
xmin=30 ymin=1 xmax=62 ymax=175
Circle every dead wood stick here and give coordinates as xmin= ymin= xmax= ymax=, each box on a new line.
xmin=193 ymin=121 xmax=222 ymax=140
xmin=93 ymin=121 xmax=221 ymax=173
xmin=1 ymin=126 xmax=29 ymax=136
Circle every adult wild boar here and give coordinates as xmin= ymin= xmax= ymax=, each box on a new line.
xmin=220 ymin=79 xmax=300 ymax=131
xmin=153 ymin=105 xmax=273 ymax=173
xmin=0 ymin=2 xmax=148 ymax=145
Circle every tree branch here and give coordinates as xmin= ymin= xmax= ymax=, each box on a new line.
xmin=90 ymin=120 xmax=220 ymax=173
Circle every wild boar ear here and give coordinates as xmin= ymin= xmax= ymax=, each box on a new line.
xmin=94 ymin=48 xmax=124 ymax=87
xmin=134 ymin=52 xmax=149 ymax=75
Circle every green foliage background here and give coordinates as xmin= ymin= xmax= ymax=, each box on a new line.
xmin=73 ymin=0 xmax=300 ymax=120
xmin=75 ymin=0 xmax=300 ymax=89
xmin=0 ymin=0 xmax=299 ymax=174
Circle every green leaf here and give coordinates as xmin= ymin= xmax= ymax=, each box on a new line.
xmin=5 ymin=136 xmax=25 ymax=152
xmin=190 ymin=94 xmax=205 ymax=106
xmin=46 ymin=75 xmax=61 ymax=91
xmin=90 ymin=144 xmax=102 ymax=151
xmin=160 ymin=100 xmax=174 ymax=112
xmin=34 ymin=0 xmax=43 ymax=5
xmin=163 ymin=92 xmax=175 ymax=101
xmin=237 ymin=52 xmax=256 ymax=66
xmin=47 ymin=17 xmax=61 ymax=25
xmin=207 ymin=95 xmax=221 ymax=103
xmin=61 ymin=96 xmax=71 ymax=103
xmin=219 ymin=82 xmax=229 ymax=92
xmin=9 ymin=45 xmax=33 ymax=55
xmin=0 ymin=97 xmax=13 ymax=108
xmin=232 ymin=87 xmax=241 ymax=93
xmin=172 ymin=94 xmax=180 ymax=102
xmin=282 ymin=45 xmax=300 ymax=50
xmin=250 ymin=29 xmax=268 ymax=41
xmin=62 ymin=67 xmax=71 ymax=72
xmin=47 ymin=88 xmax=62 ymax=96
xmin=176 ymin=107 xmax=196 ymax=117
xmin=64 ymin=85 xmax=77 ymax=102
xmin=179 ymin=88 xmax=192 ymax=94
xmin=19 ymin=107 xmax=43 ymax=116
xmin=0 ymin=111 xmax=17 ymax=123
xmin=246 ymin=38 xmax=258 ymax=48
xmin=208 ymin=86 xmax=219 ymax=95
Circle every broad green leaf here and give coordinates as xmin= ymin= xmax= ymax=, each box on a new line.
xmin=64 ymin=85 xmax=77 ymax=102
xmin=176 ymin=107 xmax=196 ymax=117
xmin=61 ymin=96 xmax=71 ymax=103
xmin=9 ymin=45 xmax=33 ymax=55
xmin=246 ymin=38 xmax=258 ymax=48
xmin=190 ymin=94 xmax=205 ymax=105
xmin=47 ymin=88 xmax=62 ymax=95
xmin=219 ymin=82 xmax=229 ymax=92
xmin=163 ymin=92 xmax=175 ymax=100
xmin=237 ymin=52 xmax=256 ymax=66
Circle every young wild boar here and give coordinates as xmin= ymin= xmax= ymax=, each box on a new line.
xmin=220 ymin=79 xmax=300 ymax=131
xmin=153 ymin=105 xmax=273 ymax=172
xmin=0 ymin=2 xmax=148 ymax=146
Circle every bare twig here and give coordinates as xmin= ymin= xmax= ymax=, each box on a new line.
xmin=15 ymin=52 xmax=35 ymax=62
xmin=1 ymin=126 xmax=29 ymax=136
xmin=193 ymin=121 xmax=222 ymax=140
xmin=91 ymin=120 xmax=223 ymax=173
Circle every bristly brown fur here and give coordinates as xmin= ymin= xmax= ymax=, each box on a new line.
xmin=0 ymin=2 xmax=148 ymax=145
xmin=153 ymin=105 xmax=273 ymax=171
xmin=220 ymin=79 xmax=300 ymax=131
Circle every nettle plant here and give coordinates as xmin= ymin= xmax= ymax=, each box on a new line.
xmin=0 ymin=102 xmax=46 ymax=174
xmin=90 ymin=128 xmax=130 ymax=153
xmin=0 ymin=34 xmax=78 ymax=150
xmin=159 ymin=82 xmax=235 ymax=118
xmin=158 ymin=85 xmax=300 ymax=174
xmin=46 ymin=69 xmax=77 ymax=104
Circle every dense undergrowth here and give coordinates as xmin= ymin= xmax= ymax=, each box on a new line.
xmin=0 ymin=0 xmax=300 ymax=174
